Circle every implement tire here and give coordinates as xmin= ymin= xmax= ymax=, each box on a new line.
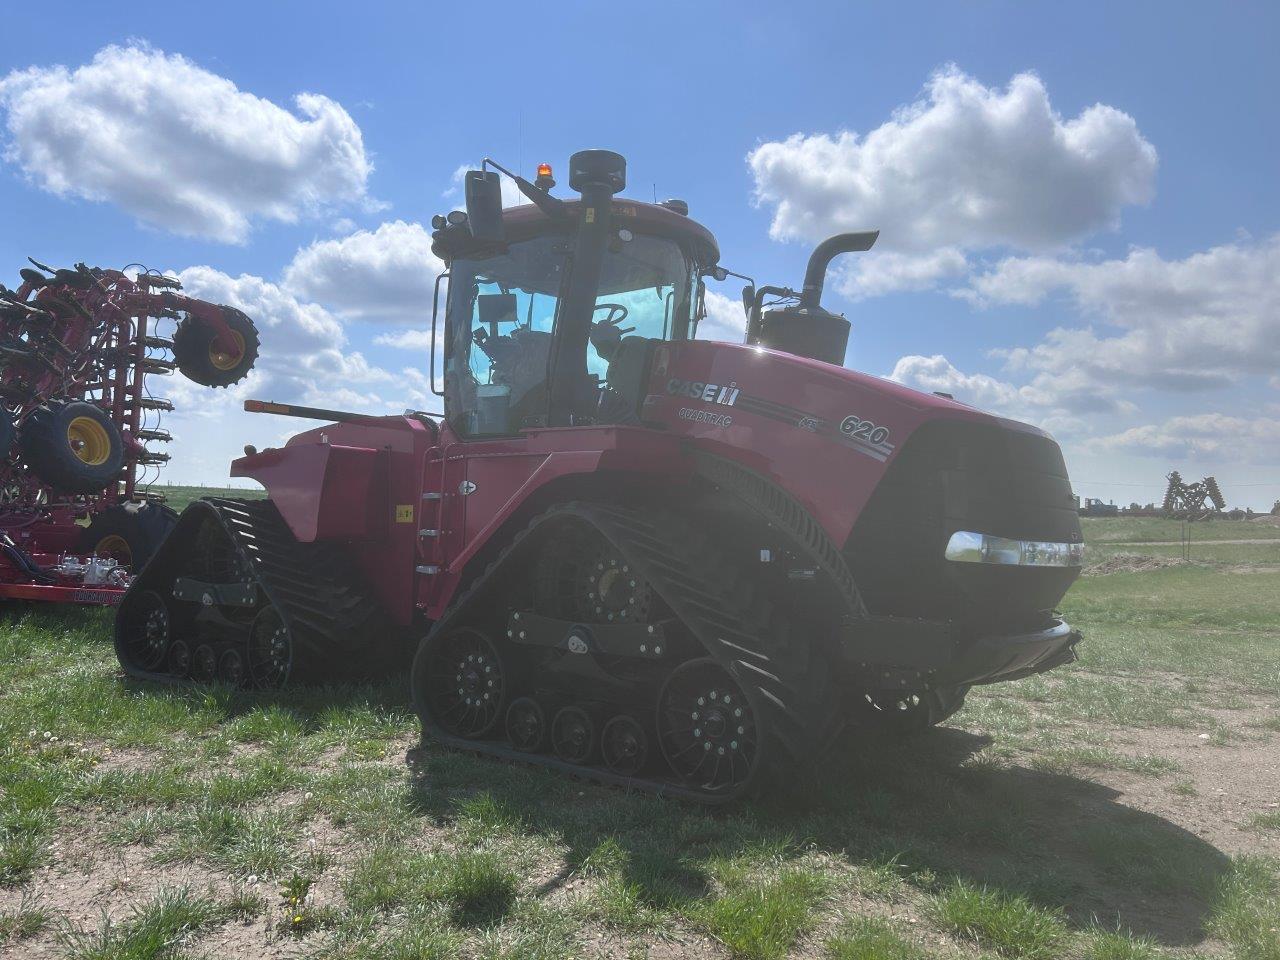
xmin=173 ymin=307 xmax=259 ymax=387
xmin=78 ymin=501 xmax=177 ymax=570
xmin=19 ymin=400 xmax=123 ymax=494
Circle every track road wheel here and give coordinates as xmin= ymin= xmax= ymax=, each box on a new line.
xmin=167 ymin=640 xmax=191 ymax=678
xmin=191 ymin=644 xmax=217 ymax=683
xmin=19 ymin=401 xmax=123 ymax=494
xmin=118 ymin=590 xmax=171 ymax=670
xmin=78 ymin=502 xmax=177 ymax=569
xmin=857 ymin=685 xmax=970 ymax=735
xmin=601 ymin=715 xmax=648 ymax=777
xmin=218 ymin=647 xmax=247 ymax=686
xmin=505 ymin=697 xmax=547 ymax=753
xmin=172 ymin=307 xmax=259 ymax=387
xmin=248 ymin=607 xmax=291 ymax=689
xmin=658 ymin=658 xmax=761 ymax=796
xmin=418 ymin=629 xmax=506 ymax=739
xmin=551 ymin=706 xmax=596 ymax=765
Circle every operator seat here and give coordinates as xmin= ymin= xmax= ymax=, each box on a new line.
xmin=599 ymin=336 xmax=658 ymax=425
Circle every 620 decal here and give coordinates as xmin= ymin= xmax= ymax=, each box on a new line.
xmin=839 ymin=415 xmax=891 ymax=446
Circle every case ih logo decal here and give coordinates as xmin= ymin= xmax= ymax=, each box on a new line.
xmin=661 ymin=377 xmax=895 ymax=462
xmin=666 ymin=378 xmax=740 ymax=406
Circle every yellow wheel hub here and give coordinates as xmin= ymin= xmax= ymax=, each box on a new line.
xmin=67 ymin=417 xmax=111 ymax=465
xmin=209 ymin=329 xmax=246 ymax=371
xmin=94 ymin=534 xmax=132 ymax=564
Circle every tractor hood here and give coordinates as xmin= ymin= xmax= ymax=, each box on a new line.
xmin=644 ymin=338 xmax=1074 ymax=548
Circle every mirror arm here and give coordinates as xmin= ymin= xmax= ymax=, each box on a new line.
xmin=429 ymin=270 xmax=449 ymax=397
xmin=483 ymin=156 xmax=570 ymax=222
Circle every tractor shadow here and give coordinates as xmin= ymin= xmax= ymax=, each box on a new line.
xmin=406 ymin=725 xmax=1230 ymax=948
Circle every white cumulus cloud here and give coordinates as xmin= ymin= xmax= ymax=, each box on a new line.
xmin=1094 ymin=414 xmax=1280 ymax=464
xmin=970 ymin=235 xmax=1280 ymax=390
xmin=0 ymin=44 xmax=373 ymax=242
xmin=748 ymin=66 xmax=1156 ymax=297
xmin=175 ymin=267 xmax=392 ymax=406
xmin=283 ymin=220 xmax=444 ymax=323
xmin=889 ymin=353 xmax=1132 ymax=425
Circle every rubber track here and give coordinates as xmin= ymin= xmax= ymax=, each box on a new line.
xmin=116 ymin=497 xmax=390 ymax=685
xmin=692 ymin=450 xmax=867 ymax=618
xmin=414 ymin=500 xmax=840 ymax=803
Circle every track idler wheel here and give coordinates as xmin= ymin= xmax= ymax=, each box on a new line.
xmin=218 ymin=647 xmax=247 ymax=686
xmin=118 ymin=590 xmax=171 ymax=670
xmin=551 ymin=706 xmax=596 ymax=765
xmin=505 ymin=697 xmax=547 ymax=753
xmin=248 ymin=607 xmax=291 ymax=689
xmin=601 ymin=715 xmax=648 ymax=777
xmin=658 ymin=658 xmax=760 ymax=796
xmin=191 ymin=643 xmax=217 ymax=683
xmin=420 ymin=629 xmax=506 ymax=739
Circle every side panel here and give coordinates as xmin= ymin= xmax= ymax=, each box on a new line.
xmin=418 ymin=425 xmax=690 ymax=619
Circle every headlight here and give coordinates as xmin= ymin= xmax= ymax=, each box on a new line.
xmin=944 ymin=531 xmax=1084 ymax=567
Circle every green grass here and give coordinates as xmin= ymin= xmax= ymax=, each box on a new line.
xmin=148 ymin=483 xmax=265 ymax=513
xmin=931 ymin=879 xmax=1067 ymax=959
xmin=1250 ymin=811 xmax=1280 ymax=831
xmin=343 ymin=845 xmax=519 ymax=928
xmin=58 ymin=887 xmax=233 ymax=960
xmin=825 ymin=917 xmax=930 ymax=959
xmin=1207 ymin=857 xmax=1280 ymax=960
xmin=1085 ymin=929 xmax=1166 ymax=959
xmin=0 ymin=510 xmax=1274 ymax=957
xmin=0 ymin=899 xmax=51 ymax=941
xmin=1080 ymin=517 xmax=1280 ymax=543
xmin=1093 ymin=541 xmax=1280 ymax=565
xmin=691 ymin=863 xmax=831 ymax=960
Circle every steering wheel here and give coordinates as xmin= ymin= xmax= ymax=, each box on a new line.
xmin=589 ymin=302 xmax=635 ymax=361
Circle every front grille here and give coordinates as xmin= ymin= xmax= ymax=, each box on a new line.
xmin=845 ymin=420 xmax=1081 ymax=636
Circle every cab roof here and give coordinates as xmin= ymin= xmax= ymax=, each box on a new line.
xmin=431 ymin=198 xmax=720 ymax=265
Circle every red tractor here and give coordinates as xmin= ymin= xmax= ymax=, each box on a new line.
xmin=0 ymin=261 xmax=258 ymax=605
xmin=118 ymin=151 xmax=1084 ymax=799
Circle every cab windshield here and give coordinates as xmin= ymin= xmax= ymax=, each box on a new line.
xmin=445 ymin=232 xmax=694 ymax=436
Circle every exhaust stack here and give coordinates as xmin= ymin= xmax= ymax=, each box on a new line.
xmin=750 ymin=230 xmax=879 ymax=366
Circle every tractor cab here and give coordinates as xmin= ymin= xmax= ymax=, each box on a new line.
xmin=430 ymin=153 xmax=722 ymax=438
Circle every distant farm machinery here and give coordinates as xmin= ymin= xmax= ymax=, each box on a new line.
xmin=1161 ymin=471 xmax=1226 ymax=520
xmin=0 ymin=259 xmax=258 ymax=605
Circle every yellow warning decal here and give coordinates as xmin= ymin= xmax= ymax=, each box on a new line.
xmin=395 ymin=505 xmax=414 ymax=523
xmin=584 ymin=208 xmax=595 ymax=223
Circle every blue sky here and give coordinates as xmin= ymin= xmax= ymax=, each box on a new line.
xmin=3 ymin=1 xmax=1278 ymax=507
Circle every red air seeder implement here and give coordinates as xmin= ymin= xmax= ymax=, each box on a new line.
xmin=0 ymin=259 xmax=259 ymax=606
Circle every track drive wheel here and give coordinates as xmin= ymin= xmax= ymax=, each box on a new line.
xmin=248 ymin=607 xmax=291 ymax=689
xmin=117 ymin=589 xmax=171 ymax=670
xmin=172 ymin=307 xmax=259 ymax=387
xmin=417 ymin=629 xmax=506 ymax=739
xmin=18 ymin=400 xmax=123 ymax=494
xmin=78 ymin=501 xmax=177 ymax=569
xmin=658 ymin=658 xmax=762 ymax=797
